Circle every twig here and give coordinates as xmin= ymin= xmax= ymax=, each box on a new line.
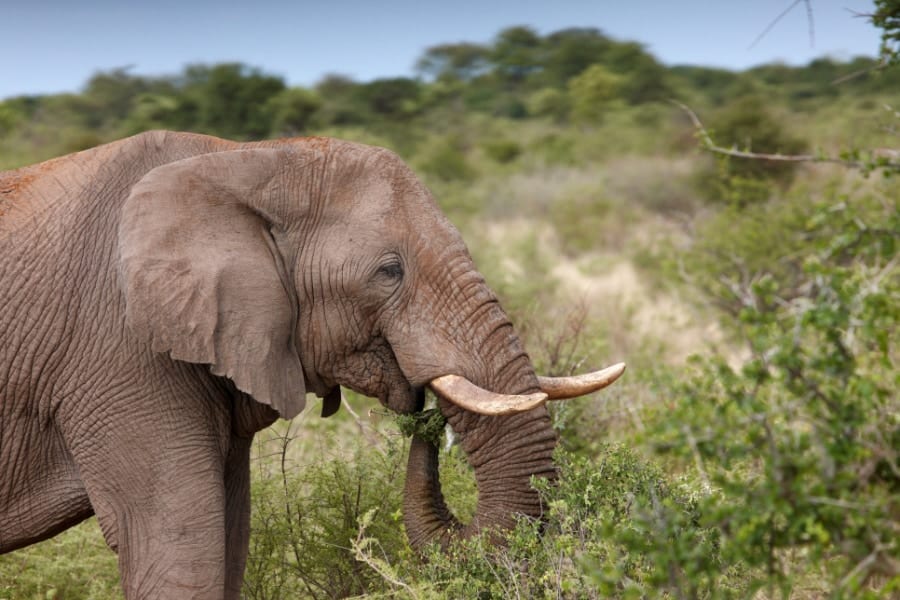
xmin=803 ymin=0 xmax=815 ymax=48
xmin=352 ymin=515 xmax=420 ymax=599
xmin=682 ymin=424 xmax=712 ymax=494
xmin=831 ymin=56 xmax=889 ymax=85
xmin=806 ymin=496 xmax=879 ymax=511
xmin=837 ymin=540 xmax=894 ymax=591
xmin=341 ymin=392 xmax=386 ymax=446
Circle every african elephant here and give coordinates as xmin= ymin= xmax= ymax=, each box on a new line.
xmin=0 ymin=131 xmax=624 ymax=599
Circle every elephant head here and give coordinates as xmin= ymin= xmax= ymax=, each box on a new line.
xmin=117 ymin=135 xmax=624 ymax=550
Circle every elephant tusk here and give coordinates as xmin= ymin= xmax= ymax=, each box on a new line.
xmin=428 ymin=375 xmax=548 ymax=415
xmin=537 ymin=362 xmax=626 ymax=400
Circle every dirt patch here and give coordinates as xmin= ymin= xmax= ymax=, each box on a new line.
xmin=550 ymin=258 xmax=733 ymax=364
xmin=478 ymin=217 xmax=740 ymax=366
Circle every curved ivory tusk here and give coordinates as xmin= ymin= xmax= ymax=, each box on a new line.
xmin=429 ymin=375 xmax=548 ymax=416
xmin=537 ymin=362 xmax=626 ymax=400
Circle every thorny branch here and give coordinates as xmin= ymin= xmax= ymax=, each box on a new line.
xmin=673 ymin=101 xmax=900 ymax=172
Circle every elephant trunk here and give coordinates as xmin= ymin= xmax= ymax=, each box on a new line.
xmin=403 ymin=405 xmax=557 ymax=550
xmin=402 ymin=435 xmax=461 ymax=548
xmin=402 ymin=320 xmax=558 ymax=550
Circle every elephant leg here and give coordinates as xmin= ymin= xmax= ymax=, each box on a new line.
xmin=87 ymin=444 xmax=229 ymax=599
xmin=223 ymin=436 xmax=253 ymax=599
xmin=62 ymin=394 xmax=233 ymax=599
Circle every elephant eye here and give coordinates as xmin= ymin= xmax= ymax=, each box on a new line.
xmin=377 ymin=261 xmax=404 ymax=280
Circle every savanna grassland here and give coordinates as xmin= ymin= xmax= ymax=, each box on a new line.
xmin=1 ymin=19 xmax=898 ymax=600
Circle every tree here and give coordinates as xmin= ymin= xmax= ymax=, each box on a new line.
xmin=415 ymin=43 xmax=490 ymax=81
xmin=873 ymin=0 xmax=900 ymax=62
xmin=267 ymin=88 xmax=322 ymax=136
xmin=603 ymin=41 xmax=672 ymax=104
xmin=0 ymin=99 xmax=30 ymax=135
xmin=81 ymin=68 xmax=152 ymax=128
xmin=356 ymin=77 xmax=421 ymax=119
xmin=314 ymin=74 xmax=368 ymax=125
xmin=540 ymin=27 xmax=613 ymax=86
xmin=490 ymin=26 xmax=543 ymax=84
xmin=180 ymin=63 xmax=286 ymax=138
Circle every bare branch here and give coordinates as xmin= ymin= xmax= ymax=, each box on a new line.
xmin=804 ymin=0 xmax=816 ymax=48
xmin=831 ymin=56 xmax=889 ymax=85
xmin=749 ymin=0 xmax=814 ymax=50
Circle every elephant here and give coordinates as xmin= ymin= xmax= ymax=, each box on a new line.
xmin=0 ymin=131 xmax=624 ymax=599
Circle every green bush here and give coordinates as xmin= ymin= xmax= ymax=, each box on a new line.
xmin=673 ymin=190 xmax=817 ymax=320
xmin=482 ymin=139 xmax=522 ymax=164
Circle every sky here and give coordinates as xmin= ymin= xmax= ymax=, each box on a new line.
xmin=0 ymin=0 xmax=882 ymax=100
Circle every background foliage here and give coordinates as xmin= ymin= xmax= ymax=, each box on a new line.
xmin=1 ymin=19 xmax=897 ymax=600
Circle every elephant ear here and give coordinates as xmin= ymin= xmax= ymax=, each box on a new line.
xmin=118 ymin=148 xmax=314 ymax=419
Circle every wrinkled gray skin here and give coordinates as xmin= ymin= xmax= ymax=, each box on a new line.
xmin=0 ymin=132 xmax=556 ymax=598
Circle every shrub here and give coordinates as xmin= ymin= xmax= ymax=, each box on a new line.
xmin=482 ymin=139 xmax=522 ymax=164
xmin=548 ymin=183 xmax=632 ymax=256
xmin=529 ymin=132 xmax=578 ymax=165
xmin=408 ymin=445 xmax=734 ymax=599
xmin=568 ymin=65 xmax=623 ymax=124
xmin=649 ymin=196 xmax=899 ymax=597
xmin=526 ymin=87 xmax=569 ymax=121
xmin=416 ymin=136 xmax=477 ymax=182
xmin=699 ymin=96 xmax=808 ymax=205
xmin=674 ymin=191 xmax=816 ymax=320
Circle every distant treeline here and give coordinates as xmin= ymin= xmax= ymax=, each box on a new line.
xmin=0 ymin=25 xmax=894 ymax=162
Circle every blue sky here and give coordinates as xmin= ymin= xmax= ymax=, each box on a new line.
xmin=1 ymin=0 xmax=881 ymax=100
